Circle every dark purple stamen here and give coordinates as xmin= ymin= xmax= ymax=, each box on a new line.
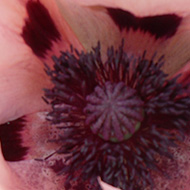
xmin=107 ymin=8 xmax=182 ymax=39
xmin=22 ymin=1 xmax=61 ymax=58
xmin=0 ymin=117 xmax=28 ymax=161
xmin=44 ymin=42 xmax=190 ymax=190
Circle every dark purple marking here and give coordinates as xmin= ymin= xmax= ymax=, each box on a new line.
xmin=22 ymin=1 xmax=61 ymax=58
xmin=107 ymin=8 xmax=182 ymax=39
xmin=0 ymin=118 xmax=28 ymax=161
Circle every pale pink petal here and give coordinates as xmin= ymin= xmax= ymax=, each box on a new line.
xmin=55 ymin=0 xmax=121 ymax=57
xmin=56 ymin=0 xmax=190 ymax=76
xmin=0 ymin=0 xmax=50 ymax=124
xmin=0 ymin=0 xmax=83 ymax=124
xmin=72 ymin=0 xmax=190 ymax=16
xmin=0 ymin=31 xmax=50 ymax=124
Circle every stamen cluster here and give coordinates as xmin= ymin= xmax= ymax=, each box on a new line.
xmin=45 ymin=42 xmax=190 ymax=190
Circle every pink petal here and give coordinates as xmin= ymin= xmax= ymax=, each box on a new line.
xmin=0 ymin=141 xmax=67 ymax=190
xmin=0 ymin=112 xmax=103 ymax=189
xmin=20 ymin=112 xmax=61 ymax=161
xmin=1 ymin=1 xmax=190 ymax=190
xmin=0 ymin=56 xmax=51 ymax=124
xmin=0 ymin=143 xmax=28 ymax=190
xmin=0 ymin=112 xmax=59 ymax=161
xmin=75 ymin=0 xmax=190 ymax=16
xmin=56 ymin=0 xmax=190 ymax=76
xmin=21 ymin=0 xmax=83 ymax=60
xmin=0 ymin=0 xmax=83 ymax=124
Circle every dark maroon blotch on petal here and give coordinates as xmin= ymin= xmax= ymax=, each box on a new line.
xmin=22 ymin=1 xmax=61 ymax=58
xmin=107 ymin=8 xmax=182 ymax=39
xmin=0 ymin=117 xmax=28 ymax=161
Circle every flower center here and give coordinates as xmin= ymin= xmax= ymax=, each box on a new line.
xmin=44 ymin=41 xmax=190 ymax=190
xmin=85 ymin=81 xmax=143 ymax=142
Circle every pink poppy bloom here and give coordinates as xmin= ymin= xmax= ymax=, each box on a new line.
xmin=0 ymin=0 xmax=190 ymax=190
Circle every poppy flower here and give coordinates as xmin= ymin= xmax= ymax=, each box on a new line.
xmin=0 ymin=0 xmax=190 ymax=190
